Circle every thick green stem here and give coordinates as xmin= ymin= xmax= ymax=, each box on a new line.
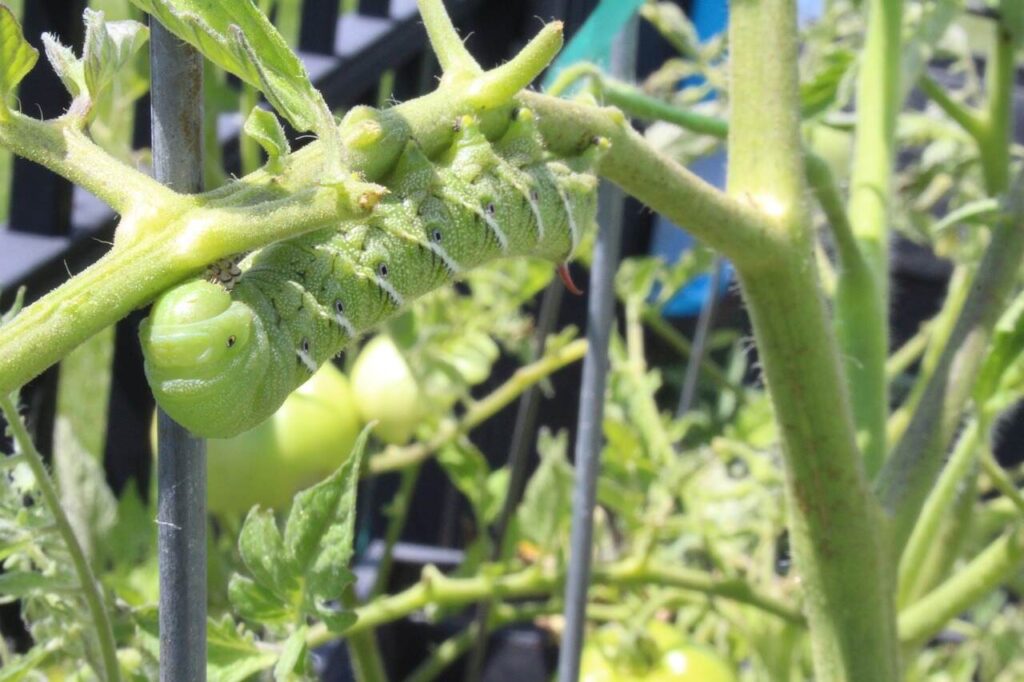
xmin=0 ymin=397 xmax=121 ymax=682
xmin=838 ymin=0 xmax=903 ymax=472
xmin=521 ymin=91 xmax=774 ymax=271
xmin=728 ymin=1 xmax=898 ymax=680
xmin=898 ymin=525 xmax=1024 ymax=647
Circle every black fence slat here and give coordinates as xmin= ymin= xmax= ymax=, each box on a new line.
xmin=8 ymin=0 xmax=86 ymax=237
xmin=299 ymin=0 xmax=341 ymax=54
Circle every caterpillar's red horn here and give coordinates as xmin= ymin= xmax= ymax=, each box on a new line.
xmin=557 ymin=263 xmax=584 ymax=296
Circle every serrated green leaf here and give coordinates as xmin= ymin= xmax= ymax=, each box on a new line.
xmin=437 ymin=441 xmax=494 ymax=528
xmin=517 ymin=429 xmax=574 ymax=549
xmin=42 ymin=34 xmax=86 ymax=98
xmin=238 ymin=506 xmax=293 ymax=597
xmin=283 ymin=426 xmax=370 ymax=572
xmin=243 ymin=105 xmax=289 ymax=170
xmin=311 ymin=596 xmax=357 ymax=633
xmin=0 ymin=5 xmax=37 ymax=105
xmin=800 ymin=48 xmax=854 ymax=119
xmin=273 ymin=625 xmax=310 ymax=681
xmin=128 ymin=0 xmax=329 ymax=135
xmin=226 ymin=574 xmax=292 ymax=625
xmin=207 ymin=615 xmax=278 ymax=682
xmin=82 ymin=9 xmax=149 ymax=101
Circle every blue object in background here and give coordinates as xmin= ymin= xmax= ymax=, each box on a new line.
xmin=650 ymin=0 xmax=822 ymax=317
xmin=649 ymin=0 xmax=729 ymax=318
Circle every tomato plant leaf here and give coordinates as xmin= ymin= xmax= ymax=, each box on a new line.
xmin=800 ymin=48 xmax=854 ymax=119
xmin=243 ymin=105 xmax=289 ymax=171
xmin=82 ymin=9 xmax=149 ymax=102
xmin=0 ymin=5 xmax=37 ymax=108
xmin=237 ymin=506 xmax=294 ymax=597
xmin=226 ymin=574 xmax=292 ymax=625
xmin=128 ymin=0 xmax=331 ymax=138
xmin=207 ymin=614 xmax=279 ymax=682
xmin=0 ymin=570 xmax=76 ymax=600
xmin=517 ymin=428 xmax=574 ymax=550
xmin=283 ymin=426 xmax=369 ymax=572
xmin=42 ymin=34 xmax=86 ymax=98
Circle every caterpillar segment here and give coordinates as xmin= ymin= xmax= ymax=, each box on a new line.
xmin=141 ymin=109 xmax=604 ymax=437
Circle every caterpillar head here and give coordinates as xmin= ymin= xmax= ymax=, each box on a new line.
xmin=140 ymin=280 xmax=265 ymax=437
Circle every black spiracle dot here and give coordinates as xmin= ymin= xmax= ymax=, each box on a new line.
xmin=529 ymin=189 xmax=539 ymax=202
xmin=226 ymin=335 xmax=236 ymax=348
xmin=431 ymin=229 xmax=443 ymax=243
xmin=377 ymin=262 xmax=389 ymax=278
xmin=334 ymin=300 xmax=345 ymax=315
xmin=301 ymin=338 xmax=310 ymax=353
xmin=485 ymin=202 xmax=496 ymax=216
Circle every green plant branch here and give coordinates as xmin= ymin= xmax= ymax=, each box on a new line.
xmin=368 ymin=339 xmax=587 ymax=473
xmin=886 ymin=322 xmax=931 ymax=381
xmin=625 ymin=299 xmax=675 ymax=462
xmin=837 ymin=0 xmax=903 ymax=472
xmin=520 ymin=91 xmax=776 ymax=272
xmin=303 ymin=558 xmax=803 ymax=651
xmin=404 ymin=601 xmax=561 ymax=682
xmin=898 ymin=525 xmax=1024 ymax=648
xmin=918 ymin=74 xmax=986 ymax=141
xmin=886 ymin=266 xmax=971 ymax=446
xmin=898 ymin=0 xmax=964 ymax=103
xmin=980 ymin=443 xmax=1024 ymax=517
xmin=878 ymin=170 xmax=1024 ymax=555
xmin=641 ymin=308 xmax=742 ymax=396
xmin=978 ymin=20 xmax=1015 ymax=195
xmin=727 ymin=1 xmax=898 ymax=680
xmin=345 ymin=627 xmax=388 ymax=682
xmin=0 ymin=111 xmax=179 ymax=215
xmin=897 ymin=418 xmax=980 ymax=604
xmin=369 ymin=464 xmax=422 ymax=598
xmin=0 ymin=396 xmax=121 ymax=682
xmin=416 ymin=0 xmax=480 ymax=77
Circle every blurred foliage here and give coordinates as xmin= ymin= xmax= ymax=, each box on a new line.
xmin=2 ymin=1 xmax=1024 ymax=681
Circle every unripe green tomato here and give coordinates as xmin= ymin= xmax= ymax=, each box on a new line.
xmin=349 ymin=335 xmax=428 ymax=445
xmin=581 ymin=622 xmax=737 ymax=682
xmin=152 ymin=363 xmax=362 ymax=517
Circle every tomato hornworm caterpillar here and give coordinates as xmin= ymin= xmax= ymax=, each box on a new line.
xmin=140 ymin=108 xmax=603 ymax=437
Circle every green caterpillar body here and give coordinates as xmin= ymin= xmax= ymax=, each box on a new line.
xmin=141 ymin=109 xmax=602 ymax=437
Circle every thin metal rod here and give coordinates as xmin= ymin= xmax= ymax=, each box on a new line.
xmin=150 ymin=21 xmax=207 ymax=682
xmin=676 ymin=256 xmax=725 ymax=417
xmin=556 ymin=19 xmax=636 ymax=682
xmin=462 ymin=281 xmax=565 ymax=681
